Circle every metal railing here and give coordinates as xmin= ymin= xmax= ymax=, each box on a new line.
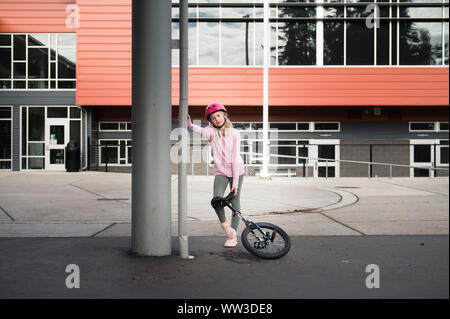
xmin=193 ymin=148 xmax=449 ymax=179
xmin=255 ymin=152 xmax=449 ymax=179
xmin=89 ymin=142 xmax=449 ymax=178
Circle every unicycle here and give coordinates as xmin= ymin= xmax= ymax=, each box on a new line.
xmin=211 ymin=192 xmax=291 ymax=259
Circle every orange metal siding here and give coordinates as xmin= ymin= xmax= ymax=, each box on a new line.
xmin=179 ymin=67 xmax=449 ymax=108
xmin=269 ymin=67 xmax=449 ymax=106
xmin=0 ymin=0 xmax=76 ymax=33
xmin=172 ymin=68 xmax=263 ymax=107
xmin=75 ymin=0 xmax=132 ymax=106
xmin=1 ymin=1 xmax=448 ymax=108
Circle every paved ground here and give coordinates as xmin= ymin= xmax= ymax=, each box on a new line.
xmin=0 ymin=171 xmax=448 ymax=299
xmin=0 ymin=172 xmax=448 ymax=237
xmin=0 ymin=235 xmax=448 ymax=299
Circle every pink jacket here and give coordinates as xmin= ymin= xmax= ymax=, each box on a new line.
xmin=188 ymin=121 xmax=245 ymax=188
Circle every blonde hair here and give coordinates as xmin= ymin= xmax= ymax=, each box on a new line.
xmin=212 ymin=112 xmax=233 ymax=140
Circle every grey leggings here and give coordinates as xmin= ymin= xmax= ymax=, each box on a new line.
xmin=213 ymin=174 xmax=244 ymax=231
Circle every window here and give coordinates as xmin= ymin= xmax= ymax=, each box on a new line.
xmin=409 ymin=122 xmax=449 ymax=132
xmin=346 ymin=4 xmax=374 ymax=65
xmin=314 ymin=122 xmax=340 ymax=131
xmin=99 ymin=122 xmax=131 ymax=131
xmin=251 ymin=123 xmax=263 ymax=131
xmin=173 ymin=2 xmax=264 ymax=66
xmin=324 ymin=5 xmax=344 ymax=65
xmin=277 ymin=21 xmax=317 ymax=65
xmin=409 ymin=122 xmax=435 ymax=131
xmin=250 ymin=140 xmax=263 ymax=164
xmin=47 ymin=107 xmax=68 ymax=118
xmin=99 ymin=140 xmax=132 ymax=166
xmin=0 ymin=52 xmax=11 ymax=88
xmin=239 ymin=139 xmax=250 ymax=164
xmin=172 ymin=1 xmax=449 ymax=66
xmin=413 ymin=145 xmax=431 ymax=163
xmin=270 ymin=140 xmax=296 ymax=165
xmin=99 ymin=123 xmax=119 ymax=131
xmin=100 ymin=141 xmax=119 ymax=165
xmin=0 ymin=33 xmax=76 ymax=90
xmin=233 ymin=122 xmax=250 ymax=130
xmin=237 ymin=121 xmax=338 ymax=132
xmin=222 ymin=22 xmax=254 ymax=66
xmin=297 ymin=141 xmax=309 ymax=164
xmin=400 ymin=22 xmax=443 ymax=65
xmin=438 ymin=140 xmax=449 ymax=166
xmin=270 ymin=123 xmax=297 ymax=131
xmin=22 ymin=107 xmax=45 ymax=169
xmin=0 ymin=106 xmax=12 ymax=169
xmin=318 ymin=166 xmax=335 ymax=178
xmin=439 ymin=122 xmax=449 ymax=131
xmin=0 ymin=107 xmax=11 ymax=119
xmin=318 ymin=144 xmax=335 ymax=162
xmin=297 ymin=123 xmax=310 ymax=131
xmin=198 ymin=22 xmax=220 ymax=65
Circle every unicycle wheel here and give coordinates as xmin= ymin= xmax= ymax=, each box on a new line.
xmin=241 ymin=222 xmax=291 ymax=259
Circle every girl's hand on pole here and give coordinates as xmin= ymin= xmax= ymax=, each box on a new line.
xmin=186 ymin=114 xmax=193 ymax=130
xmin=231 ymin=186 xmax=237 ymax=196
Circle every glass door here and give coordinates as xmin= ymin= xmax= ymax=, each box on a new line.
xmin=310 ymin=139 xmax=340 ymax=178
xmin=410 ymin=139 xmax=436 ymax=177
xmin=45 ymin=118 xmax=69 ymax=170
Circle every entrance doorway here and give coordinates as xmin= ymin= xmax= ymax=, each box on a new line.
xmin=310 ymin=139 xmax=340 ymax=178
xmin=45 ymin=118 xmax=69 ymax=170
xmin=410 ymin=139 xmax=437 ymax=177
xmin=21 ymin=106 xmax=82 ymax=170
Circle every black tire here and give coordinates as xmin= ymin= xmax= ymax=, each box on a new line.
xmin=241 ymin=222 xmax=291 ymax=259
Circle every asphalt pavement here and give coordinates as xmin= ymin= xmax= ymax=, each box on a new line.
xmin=0 ymin=235 xmax=448 ymax=299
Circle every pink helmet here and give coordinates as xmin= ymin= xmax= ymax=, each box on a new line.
xmin=205 ymin=102 xmax=227 ymax=121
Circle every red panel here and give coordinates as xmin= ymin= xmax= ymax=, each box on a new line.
xmin=171 ymin=68 xmax=263 ymax=107
xmin=75 ymin=0 xmax=132 ymax=106
xmin=2 ymin=2 xmax=447 ymax=108
xmin=78 ymin=65 xmax=448 ymax=107
xmin=269 ymin=67 xmax=449 ymax=106
xmin=0 ymin=0 xmax=76 ymax=33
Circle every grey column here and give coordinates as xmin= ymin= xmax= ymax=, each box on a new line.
xmin=178 ymin=0 xmax=189 ymax=259
xmin=131 ymin=0 xmax=172 ymax=256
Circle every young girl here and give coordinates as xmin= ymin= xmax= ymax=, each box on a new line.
xmin=187 ymin=102 xmax=245 ymax=248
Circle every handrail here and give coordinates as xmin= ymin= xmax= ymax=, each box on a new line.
xmin=240 ymin=151 xmax=449 ymax=178
xmin=191 ymin=148 xmax=448 ymax=178
xmin=94 ymin=144 xmax=449 ymax=178
xmin=240 ymin=152 xmax=449 ymax=171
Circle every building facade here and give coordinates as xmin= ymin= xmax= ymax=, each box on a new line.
xmin=0 ymin=0 xmax=448 ymax=177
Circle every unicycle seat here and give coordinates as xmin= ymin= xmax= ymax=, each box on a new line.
xmin=210 ymin=192 xmax=235 ymax=210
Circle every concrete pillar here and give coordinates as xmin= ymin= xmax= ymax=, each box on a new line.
xmin=131 ymin=0 xmax=172 ymax=256
xmin=178 ymin=0 xmax=190 ymax=259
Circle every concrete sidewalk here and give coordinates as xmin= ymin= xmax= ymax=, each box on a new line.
xmin=0 ymin=172 xmax=448 ymax=299
xmin=0 ymin=171 xmax=448 ymax=237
